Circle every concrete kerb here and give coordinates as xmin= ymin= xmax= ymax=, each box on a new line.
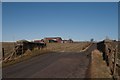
xmin=79 ymin=43 xmax=93 ymax=52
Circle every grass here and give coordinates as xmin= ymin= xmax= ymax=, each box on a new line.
xmin=46 ymin=42 xmax=91 ymax=52
xmin=118 ymin=42 xmax=120 ymax=59
xmin=90 ymin=50 xmax=112 ymax=78
xmin=2 ymin=42 xmax=16 ymax=58
xmin=2 ymin=42 xmax=91 ymax=67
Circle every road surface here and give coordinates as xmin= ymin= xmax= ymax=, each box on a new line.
xmin=3 ymin=43 xmax=97 ymax=78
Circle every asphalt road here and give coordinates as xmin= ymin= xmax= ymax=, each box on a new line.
xmin=2 ymin=43 xmax=97 ymax=78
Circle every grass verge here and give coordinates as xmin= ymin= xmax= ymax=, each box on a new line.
xmin=90 ymin=50 xmax=112 ymax=78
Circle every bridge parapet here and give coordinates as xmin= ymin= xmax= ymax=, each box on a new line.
xmin=97 ymin=40 xmax=119 ymax=79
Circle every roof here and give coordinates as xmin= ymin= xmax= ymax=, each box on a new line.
xmin=16 ymin=40 xmax=29 ymax=43
xmin=44 ymin=37 xmax=62 ymax=39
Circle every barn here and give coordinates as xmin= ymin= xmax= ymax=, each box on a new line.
xmin=44 ymin=37 xmax=62 ymax=43
xmin=34 ymin=39 xmax=44 ymax=43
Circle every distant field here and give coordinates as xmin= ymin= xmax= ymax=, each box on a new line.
xmin=47 ymin=42 xmax=91 ymax=52
xmin=2 ymin=42 xmax=91 ymax=62
xmin=2 ymin=42 xmax=91 ymax=67
xmin=2 ymin=42 xmax=16 ymax=50
xmin=2 ymin=42 xmax=17 ymax=57
xmin=2 ymin=42 xmax=91 ymax=55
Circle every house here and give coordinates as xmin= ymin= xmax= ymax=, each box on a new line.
xmin=44 ymin=37 xmax=62 ymax=43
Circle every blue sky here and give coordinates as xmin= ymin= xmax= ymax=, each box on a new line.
xmin=2 ymin=2 xmax=118 ymax=41
xmin=0 ymin=3 xmax=1 ymax=42
xmin=2 ymin=0 xmax=120 ymax=2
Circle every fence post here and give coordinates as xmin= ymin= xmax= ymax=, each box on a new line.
xmin=22 ymin=44 xmax=23 ymax=55
xmin=113 ymin=45 xmax=117 ymax=78
xmin=14 ymin=47 xmax=16 ymax=58
xmin=2 ymin=48 xmax=4 ymax=60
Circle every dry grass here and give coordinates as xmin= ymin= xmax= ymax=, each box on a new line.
xmin=2 ymin=42 xmax=91 ymax=57
xmin=2 ymin=42 xmax=16 ymax=50
xmin=2 ymin=42 xmax=91 ymax=67
xmin=90 ymin=50 xmax=112 ymax=78
xmin=2 ymin=42 xmax=16 ymax=57
xmin=46 ymin=42 xmax=91 ymax=52
xmin=118 ymin=41 xmax=120 ymax=59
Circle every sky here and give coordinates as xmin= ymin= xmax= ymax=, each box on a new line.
xmin=2 ymin=0 xmax=120 ymax=2
xmin=2 ymin=2 xmax=118 ymax=42
xmin=0 ymin=3 xmax=1 ymax=42
xmin=118 ymin=2 xmax=120 ymax=41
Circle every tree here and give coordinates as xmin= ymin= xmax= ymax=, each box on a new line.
xmin=69 ymin=39 xmax=73 ymax=43
xmin=90 ymin=38 xmax=94 ymax=42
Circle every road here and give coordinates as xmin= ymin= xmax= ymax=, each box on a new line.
xmin=2 ymin=43 xmax=97 ymax=78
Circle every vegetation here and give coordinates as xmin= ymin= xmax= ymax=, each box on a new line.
xmin=118 ymin=42 xmax=120 ymax=59
xmin=2 ymin=42 xmax=91 ymax=67
xmin=46 ymin=42 xmax=91 ymax=52
xmin=90 ymin=50 xmax=112 ymax=78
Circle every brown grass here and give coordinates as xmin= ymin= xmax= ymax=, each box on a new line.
xmin=2 ymin=42 xmax=16 ymax=50
xmin=46 ymin=42 xmax=91 ymax=52
xmin=2 ymin=42 xmax=91 ymax=57
xmin=118 ymin=41 xmax=120 ymax=59
xmin=90 ymin=50 xmax=112 ymax=78
xmin=2 ymin=42 xmax=16 ymax=57
xmin=2 ymin=42 xmax=91 ymax=67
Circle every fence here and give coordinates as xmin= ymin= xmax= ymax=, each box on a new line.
xmin=97 ymin=40 xmax=120 ymax=79
xmin=2 ymin=41 xmax=46 ymax=62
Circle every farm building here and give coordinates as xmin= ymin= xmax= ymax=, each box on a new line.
xmin=34 ymin=39 xmax=44 ymax=43
xmin=62 ymin=39 xmax=73 ymax=43
xmin=44 ymin=37 xmax=62 ymax=43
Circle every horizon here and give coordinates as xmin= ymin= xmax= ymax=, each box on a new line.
xmin=2 ymin=2 xmax=118 ymax=42
xmin=1 ymin=36 xmax=118 ymax=42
